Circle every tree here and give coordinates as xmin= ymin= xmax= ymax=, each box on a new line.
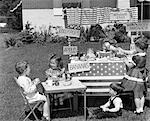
xmin=0 ymin=0 xmax=22 ymax=30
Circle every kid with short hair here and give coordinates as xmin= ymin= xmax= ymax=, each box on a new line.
xmin=15 ymin=60 xmax=49 ymax=121
xmin=88 ymin=83 xmax=124 ymax=119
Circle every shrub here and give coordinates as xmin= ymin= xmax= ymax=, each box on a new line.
xmin=4 ymin=35 xmax=16 ymax=48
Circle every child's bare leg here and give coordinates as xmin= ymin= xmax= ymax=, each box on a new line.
xmin=43 ymin=101 xmax=49 ymax=120
xmin=134 ymin=98 xmax=141 ymax=113
xmin=140 ymin=96 xmax=145 ymax=112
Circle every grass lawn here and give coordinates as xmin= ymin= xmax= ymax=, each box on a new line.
xmin=0 ymin=33 xmax=150 ymax=121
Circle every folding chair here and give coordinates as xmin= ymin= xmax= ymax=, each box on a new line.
xmin=14 ymin=77 xmax=44 ymax=121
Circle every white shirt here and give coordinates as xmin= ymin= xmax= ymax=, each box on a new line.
xmin=17 ymin=76 xmax=37 ymax=98
xmin=102 ymin=96 xmax=123 ymax=112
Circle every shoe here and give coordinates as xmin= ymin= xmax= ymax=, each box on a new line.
xmin=134 ymin=111 xmax=141 ymax=115
xmin=41 ymin=116 xmax=48 ymax=121
xmin=139 ymin=108 xmax=144 ymax=113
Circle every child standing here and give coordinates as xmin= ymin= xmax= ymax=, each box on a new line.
xmin=15 ymin=61 xmax=49 ymax=121
xmin=88 ymin=83 xmax=123 ymax=119
xmin=119 ymin=37 xmax=149 ymax=114
xmin=45 ymin=54 xmax=72 ymax=106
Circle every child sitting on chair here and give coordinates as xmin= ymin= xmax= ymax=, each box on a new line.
xmin=88 ymin=83 xmax=124 ymax=119
xmin=15 ymin=60 xmax=49 ymax=121
xmin=45 ymin=53 xmax=72 ymax=106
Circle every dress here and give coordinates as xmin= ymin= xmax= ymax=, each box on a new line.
xmin=121 ymin=53 xmax=148 ymax=98
xmin=89 ymin=96 xmax=123 ymax=119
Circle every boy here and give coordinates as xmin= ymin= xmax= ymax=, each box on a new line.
xmin=15 ymin=60 xmax=49 ymax=121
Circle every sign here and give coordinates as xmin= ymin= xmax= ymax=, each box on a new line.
xmin=110 ymin=12 xmax=130 ymax=21
xmin=126 ymin=22 xmax=150 ymax=31
xmin=117 ymin=0 xmax=130 ymax=8
xmin=58 ymin=28 xmax=80 ymax=38
xmin=68 ymin=62 xmax=90 ymax=73
xmin=63 ymin=46 xmax=78 ymax=55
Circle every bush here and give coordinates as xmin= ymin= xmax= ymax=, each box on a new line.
xmin=4 ymin=35 xmax=16 ymax=48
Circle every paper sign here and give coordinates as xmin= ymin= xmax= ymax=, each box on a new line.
xmin=68 ymin=62 xmax=90 ymax=73
xmin=117 ymin=0 xmax=130 ymax=9
xmin=110 ymin=12 xmax=130 ymax=21
xmin=58 ymin=28 xmax=80 ymax=38
xmin=63 ymin=46 xmax=78 ymax=55
xmin=126 ymin=22 xmax=150 ymax=32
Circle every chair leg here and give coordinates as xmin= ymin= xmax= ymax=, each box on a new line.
xmin=23 ymin=103 xmax=41 ymax=121
xmin=17 ymin=107 xmax=26 ymax=121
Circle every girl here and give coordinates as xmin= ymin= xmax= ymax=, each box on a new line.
xmin=88 ymin=83 xmax=124 ymax=119
xmin=45 ymin=54 xmax=72 ymax=106
xmin=120 ymin=37 xmax=149 ymax=114
xmin=15 ymin=61 xmax=49 ymax=121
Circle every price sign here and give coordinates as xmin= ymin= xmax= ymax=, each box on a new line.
xmin=126 ymin=22 xmax=150 ymax=31
xmin=110 ymin=12 xmax=130 ymax=21
xmin=63 ymin=46 xmax=78 ymax=55
xmin=58 ymin=28 xmax=80 ymax=38
xmin=68 ymin=62 xmax=90 ymax=73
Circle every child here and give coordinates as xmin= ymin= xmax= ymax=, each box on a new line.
xmin=86 ymin=48 xmax=96 ymax=60
xmin=119 ymin=37 xmax=149 ymax=114
xmin=45 ymin=54 xmax=72 ymax=106
xmin=88 ymin=83 xmax=123 ymax=119
xmin=15 ymin=60 xmax=49 ymax=121
xmin=111 ymin=36 xmax=148 ymax=113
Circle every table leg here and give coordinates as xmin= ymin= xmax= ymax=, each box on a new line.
xmin=84 ymin=91 xmax=86 ymax=121
xmin=46 ymin=94 xmax=51 ymax=121
xmin=73 ymin=91 xmax=78 ymax=111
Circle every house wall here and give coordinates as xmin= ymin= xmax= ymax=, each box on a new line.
xmin=22 ymin=9 xmax=64 ymax=31
xmin=22 ymin=0 xmax=53 ymax=9
xmin=23 ymin=0 xmax=149 ymax=31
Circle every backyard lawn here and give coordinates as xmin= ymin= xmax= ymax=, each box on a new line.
xmin=0 ymin=33 xmax=150 ymax=121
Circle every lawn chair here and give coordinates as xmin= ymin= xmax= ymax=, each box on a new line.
xmin=14 ymin=77 xmax=44 ymax=121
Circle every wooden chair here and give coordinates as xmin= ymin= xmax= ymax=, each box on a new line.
xmin=14 ymin=77 xmax=44 ymax=121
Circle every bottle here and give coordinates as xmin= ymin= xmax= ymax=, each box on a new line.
xmin=64 ymin=72 xmax=72 ymax=86
xmin=130 ymin=36 xmax=136 ymax=51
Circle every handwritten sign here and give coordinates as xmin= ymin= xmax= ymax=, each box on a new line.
xmin=110 ymin=12 xmax=130 ymax=21
xmin=117 ymin=0 xmax=130 ymax=9
xmin=58 ymin=28 xmax=80 ymax=38
xmin=126 ymin=22 xmax=150 ymax=32
xmin=68 ymin=62 xmax=90 ymax=73
xmin=63 ymin=46 xmax=78 ymax=55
